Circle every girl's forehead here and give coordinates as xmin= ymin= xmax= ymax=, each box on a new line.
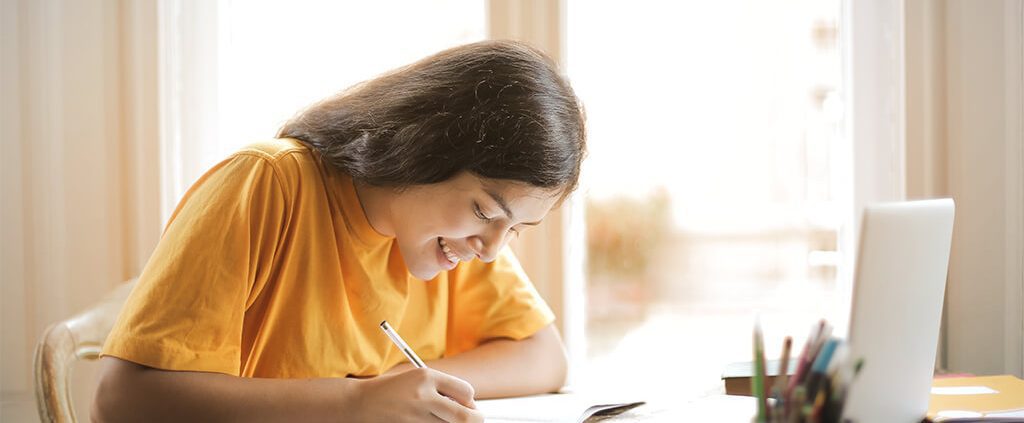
xmin=429 ymin=172 xmax=559 ymax=220
xmin=477 ymin=175 xmax=560 ymax=201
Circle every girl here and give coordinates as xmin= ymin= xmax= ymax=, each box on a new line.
xmin=93 ymin=40 xmax=586 ymax=423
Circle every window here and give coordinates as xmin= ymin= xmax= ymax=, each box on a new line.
xmin=568 ymin=0 xmax=844 ymax=399
xmin=161 ymin=0 xmax=485 ymax=215
xmin=217 ymin=0 xmax=485 ymax=154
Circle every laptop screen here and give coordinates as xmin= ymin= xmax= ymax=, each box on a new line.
xmin=841 ymin=199 xmax=955 ymax=422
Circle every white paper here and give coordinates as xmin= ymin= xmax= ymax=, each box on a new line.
xmin=987 ymin=408 xmax=1024 ymax=418
xmin=934 ymin=408 xmax=1024 ymax=422
xmin=930 ymin=386 xmax=999 ymax=395
xmin=936 ymin=410 xmax=984 ymax=419
xmin=476 ymin=393 xmax=644 ymax=423
xmin=644 ymin=395 xmax=759 ymax=422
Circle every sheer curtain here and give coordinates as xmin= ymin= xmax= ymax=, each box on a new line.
xmin=158 ymin=0 xmax=485 ymax=222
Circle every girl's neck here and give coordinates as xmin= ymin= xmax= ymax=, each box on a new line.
xmin=351 ymin=181 xmax=395 ymax=237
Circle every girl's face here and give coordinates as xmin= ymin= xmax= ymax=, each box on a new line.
xmin=377 ymin=171 xmax=559 ymax=280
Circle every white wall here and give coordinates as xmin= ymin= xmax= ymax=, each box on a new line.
xmin=906 ymin=0 xmax=1024 ymax=377
xmin=942 ymin=0 xmax=1024 ymax=377
xmin=0 ymin=0 xmax=161 ymax=420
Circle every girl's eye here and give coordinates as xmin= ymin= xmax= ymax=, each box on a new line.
xmin=508 ymin=227 xmax=520 ymax=237
xmin=474 ymin=204 xmax=492 ymax=222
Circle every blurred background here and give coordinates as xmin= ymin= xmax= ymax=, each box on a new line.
xmin=2 ymin=0 xmax=1022 ymax=421
xmin=570 ymin=0 xmax=843 ymax=400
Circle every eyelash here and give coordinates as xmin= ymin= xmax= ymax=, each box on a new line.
xmin=473 ymin=204 xmax=492 ymax=222
xmin=474 ymin=203 xmax=520 ymax=236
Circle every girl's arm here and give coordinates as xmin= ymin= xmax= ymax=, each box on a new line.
xmin=386 ymin=324 xmax=568 ymax=399
xmin=92 ymin=356 xmax=481 ymax=423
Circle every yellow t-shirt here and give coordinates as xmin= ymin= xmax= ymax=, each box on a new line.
xmin=103 ymin=138 xmax=554 ymax=378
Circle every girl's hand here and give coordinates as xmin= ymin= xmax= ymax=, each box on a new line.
xmin=352 ymin=367 xmax=482 ymax=423
xmin=384 ymin=361 xmax=417 ymax=375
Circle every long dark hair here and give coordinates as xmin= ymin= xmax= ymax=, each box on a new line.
xmin=278 ymin=40 xmax=586 ymax=199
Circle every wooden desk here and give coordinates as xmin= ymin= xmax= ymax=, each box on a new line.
xmin=721 ymin=369 xmax=1024 ymax=421
xmin=928 ymin=375 xmax=1024 ymax=420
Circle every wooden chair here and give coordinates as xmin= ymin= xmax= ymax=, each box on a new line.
xmin=34 ymin=279 xmax=137 ymax=423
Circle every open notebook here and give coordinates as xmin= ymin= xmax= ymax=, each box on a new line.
xmin=476 ymin=393 xmax=762 ymax=422
xmin=475 ymin=392 xmax=644 ymax=423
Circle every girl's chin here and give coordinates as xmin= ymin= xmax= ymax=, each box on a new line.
xmin=410 ymin=268 xmax=441 ymax=281
xmin=408 ymin=258 xmax=443 ymax=280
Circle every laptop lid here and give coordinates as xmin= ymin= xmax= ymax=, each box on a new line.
xmin=841 ymin=199 xmax=956 ymax=422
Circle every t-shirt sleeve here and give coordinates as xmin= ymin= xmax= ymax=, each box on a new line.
xmin=102 ymin=152 xmax=288 ymax=375
xmin=445 ymin=247 xmax=556 ymax=356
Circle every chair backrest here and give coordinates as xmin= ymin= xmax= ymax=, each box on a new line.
xmin=34 ymin=279 xmax=137 ymax=423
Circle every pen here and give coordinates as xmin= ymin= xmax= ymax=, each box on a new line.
xmin=799 ymin=322 xmax=833 ymax=388
xmin=787 ymin=320 xmax=823 ymax=397
xmin=753 ymin=316 xmax=768 ymax=423
xmin=380 ymin=320 xmax=427 ymax=368
xmin=788 ymin=386 xmax=806 ymax=423
xmin=773 ymin=336 xmax=793 ymax=396
xmin=771 ymin=336 xmax=793 ymax=421
xmin=809 ymin=388 xmax=827 ymax=423
xmin=804 ymin=338 xmax=839 ymax=400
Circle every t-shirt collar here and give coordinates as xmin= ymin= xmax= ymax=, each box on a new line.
xmin=334 ymin=172 xmax=393 ymax=247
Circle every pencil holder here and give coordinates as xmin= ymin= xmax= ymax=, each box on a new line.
xmin=750 ymin=319 xmax=863 ymax=423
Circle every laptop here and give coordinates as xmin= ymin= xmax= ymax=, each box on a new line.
xmin=841 ymin=199 xmax=956 ymax=422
